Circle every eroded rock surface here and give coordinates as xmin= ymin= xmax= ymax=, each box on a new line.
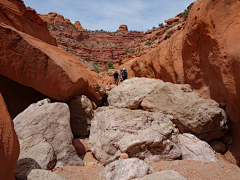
xmin=89 ymin=107 xmax=181 ymax=165
xmin=14 ymin=99 xmax=83 ymax=169
xmin=27 ymin=169 xmax=65 ymax=180
xmin=108 ymin=78 xmax=165 ymax=109
xmin=99 ymin=158 xmax=155 ymax=180
xmin=141 ymin=82 xmax=229 ymax=141
xmin=0 ymin=94 xmax=20 ymax=180
xmin=68 ymin=95 xmax=94 ymax=136
xmin=134 ymin=170 xmax=186 ymax=180
xmin=178 ymin=133 xmax=217 ymax=162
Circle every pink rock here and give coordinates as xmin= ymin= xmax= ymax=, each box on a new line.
xmin=120 ymin=153 xmax=129 ymax=159
xmin=73 ymin=139 xmax=90 ymax=157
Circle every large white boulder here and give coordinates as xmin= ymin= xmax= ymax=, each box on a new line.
xmin=178 ymin=133 xmax=217 ymax=162
xmin=89 ymin=107 xmax=181 ymax=165
xmin=107 ymin=78 xmax=165 ymax=109
xmin=141 ymin=82 xmax=229 ymax=141
xmin=14 ymin=99 xmax=83 ymax=169
xmin=99 ymin=158 xmax=155 ymax=180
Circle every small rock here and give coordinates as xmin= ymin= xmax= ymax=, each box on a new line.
xmin=73 ymin=139 xmax=90 ymax=157
xmin=134 ymin=170 xmax=186 ymax=180
xmin=99 ymin=158 xmax=155 ymax=180
xmin=27 ymin=169 xmax=65 ymax=180
xmin=220 ymin=132 xmax=232 ymax=145
xmin=210 ymin=141 xmax=226 ymax=153
xmin=120 ymin=153 xmax=129 ymax=159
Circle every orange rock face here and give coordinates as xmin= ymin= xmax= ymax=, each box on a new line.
xmin=119 ymin=24 xmax=128 ymax=31
xmin=0 ymin=0 xmax=56 ymax=46
xmin=0 ymin=93 xmax=20 ymax=180
xmin=120 ymin=0 xmax=240 ymax=164
xmin=0 ymin=22 xmax=102 ymax=105
xmin=74 ymin=21 xmax=83 ymax=30
xmin=39 ymin=12 xmax=75 ymax=28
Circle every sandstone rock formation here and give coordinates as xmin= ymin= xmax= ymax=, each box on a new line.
xmin=14 ymin=99 xmax=83 ymax=168
xmin=27 ymin=169 xmax=65 ymax=180
xmin=89 ymin=107 xmax=181 ymax=165
xmin=39 ymin=13 xmax=73 ymax=27
xmin=178 ymin=133 xmax=217 ymax=162
xmin=118 ymin=0 xmax=240 ymax=162
xmin=108 ymin=78 xmax=165 ymax=109
xmin=134 ymin=170 xmax=186 ymax=180
xmin=0 ymin=22 xmax=102 ymax=105
xmin=119 ymin=24 xmax=128 ymax=31
xmin=99 ymin=158 xmax=155 ymax=180
xmin=0 ymin=94 xmax=20 ymax=180
xmin=68 ymin=96 xmax=94 ymax=136
xmin=0 ymin=0 xmax=56 ymax=45
xmin=74 ymin=21 xmax=83 ymax=29
xmin=141 ymin=82 xmax=229 ymax=141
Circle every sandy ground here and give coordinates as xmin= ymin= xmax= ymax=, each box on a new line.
xmin=52 ymin=152 xmax=240 ymax=180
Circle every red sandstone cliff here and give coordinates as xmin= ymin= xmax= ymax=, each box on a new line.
xmin=0 ymin=0 xmax=57 ymax=46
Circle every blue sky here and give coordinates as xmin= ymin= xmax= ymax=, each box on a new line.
xmin=23 ymin=0 xmax=194 ymax=32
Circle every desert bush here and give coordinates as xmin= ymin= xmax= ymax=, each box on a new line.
xmin=159 ymin=23 xmax=164 ymax=28
xmin=145 ymin=41 xmax=152 ymax=46
xmin=126 ymin=48 xmax=135 ymax=54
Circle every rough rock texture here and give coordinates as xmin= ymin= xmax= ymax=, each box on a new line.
xmin=68 ymin=96 xmax=94 ymax=136
xmin=73 ymin=139 xmax=90 ymax=157
xmin=141 ymin=82 xmax=229 ymax=141
xmin=89 ymin=107 xmax=181 ymax=165
xmin=119 ymin=0 xmax=240 ymax=163
xmin=0 ymin=94 xmax=20 ymax=180
xmin=27 ymin=169 xmax=65 ymax=180
xmin=39 ymin=12 xmax=74 ymax=28
xmin=119 ymin=24 xmax=128 ymax=31
xmin=0 ymin=22 xmax=102 ymax=105
xmin=178 ymin=133 xmax=217 ymax=162
xmin=0 ymin=0 xmax=56 ymax=45
xmin=99 ymin=158 xmax=155 ymax=180
xmin=210 ymin=141 xmax=226 ymax=153
xmin=108 ymin=78 xmax=165 ymax=109
xmin=14 ymin=99 xmax=83 ymax=168
xmin=74 ymin=21 xmax=83 ymax=29
xmin=134 ymin=170 xmax=186 ymax=180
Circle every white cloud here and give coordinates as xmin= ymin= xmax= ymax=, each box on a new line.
xmin=23 ymin=0 xmax=194 ymax=32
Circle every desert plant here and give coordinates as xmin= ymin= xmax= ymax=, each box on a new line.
xmin=145 ymin=41 xmax=152 ymax=46
xmin=159 ymin=23 xmax=164 ymax=28
xmin=92 ymin=45 xmax=94 ymax=47
xmin=94 ymin=62 xmax=98 ymax=65
xmin=152 ymin=38 xmax=156 ymax=42
xmin=126 ymin=48 xmax=135 ymax=54
xmin=152 ymin=26 xmax=156 ymax=29
xmin=97 ymin=41 xmax=99 ymax=44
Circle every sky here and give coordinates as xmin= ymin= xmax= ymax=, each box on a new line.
xmin=23 ymin=0 xmax=195 ymax=32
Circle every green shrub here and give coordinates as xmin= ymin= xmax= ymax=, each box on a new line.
xmin=92 ymin=45 xmax=94 ymax=47
xmin=145 ymin=41 xmax=152 ymax=46
xmin=158 ymin=23 xmax=164 ymax=28
xmin=94 ymin=69 xmax=100 ymax=73
xmin=126 ymin=48 xmax=135 ymax=54
xmin=107 ymin=61 xmax=113 ymax=67
xmin=97 ymin=41 xmax=99 ymax=44
xmin=72 ymin=25 xmax=76 ymax=28
xmin=152 ymin=38 xmax=156 ymax=42
xmin=152 ymin=26 xmax=156 ymax=29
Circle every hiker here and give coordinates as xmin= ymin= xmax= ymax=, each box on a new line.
xmin=120 ymin=68 xmax=127 ymax=82
xmin=113 ymin=71 xmax=119 ymax=85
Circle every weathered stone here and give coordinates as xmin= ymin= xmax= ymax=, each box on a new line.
xmin=120 ymin=153 xmax=129 ymax=159
xmin=119 ymin=24 xmax=128 ymax=31
xmin=210 ymin=141 xmax=226 ymax=153
xmin=141 ymin=82 xmax=229 ymax=141
xmin=0 ymin=94 xmax=20 ymax=180
xmin=220 ymin=132 xmax=232 ymax=145
xmin=108 ymin=78 xmax=165 ymax=109
xmin=16 ymin=140 xmax=56 ymax=170
xmin=14 ymin=99 xmax=83 ymax=169
xmin=27 ymin=169 xmax=65 ymax=180
xmin=134 ymin=170 xmax=186 ymax=180
xmin=99 ymin=158 xmax=155 ymax=180
xmin=73 ymin=138 xmax=90 ymax=157
xmin=68 ymin=95 xmax=94 ymax=136
xmin=89 ymin=107 xmax=181 ymax=165
xmin=178 ymin=133 xmax=217 ymax=162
